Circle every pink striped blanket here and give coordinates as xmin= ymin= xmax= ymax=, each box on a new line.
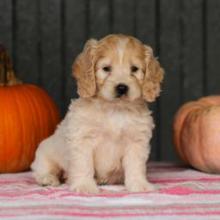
xmin=0 ymin=162 xmax=220 ymax=219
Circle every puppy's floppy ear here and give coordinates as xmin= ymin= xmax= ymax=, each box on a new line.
xmin=72 ymin=39 xmax=98 ymax=98
xmin=142 ymin=46 xmax=164 ymax=102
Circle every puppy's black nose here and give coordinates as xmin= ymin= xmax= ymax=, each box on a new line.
xmin=116 ymin=84 xmax=128 ymax=97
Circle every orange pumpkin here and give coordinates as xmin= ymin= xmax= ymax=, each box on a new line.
xmin=173 ymin=96 xmax=220 ymax=173
xmin=0 ymin=45 xmax=60 ymax=173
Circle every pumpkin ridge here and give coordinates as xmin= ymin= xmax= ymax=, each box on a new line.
xmin=0 ymin=89 xmax=10 ymax=172
xmin=20 ymin=86 xmax=40 ymax=170
xmin=20 ymin=87 xmax=33 ymax=171
xmin=173 ymin=101 xmax=201 ymax=163
xmin=9 ymin=87 xmax=25 ymax=172
xmin=22 ymin=85 xmax=48 ymax=166
xmin=31 ymin=85 xmax=60 ymax=132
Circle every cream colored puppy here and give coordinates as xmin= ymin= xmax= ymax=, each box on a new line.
xmin=31 ymin=34 xmax=164 ymax=193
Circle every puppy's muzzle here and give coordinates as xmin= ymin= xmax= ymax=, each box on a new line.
xmin=115 ymin=83 xmax=129 ymax=97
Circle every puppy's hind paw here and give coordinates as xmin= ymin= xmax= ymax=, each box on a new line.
xmin=69 ymin=179 xmax=99 ymax=194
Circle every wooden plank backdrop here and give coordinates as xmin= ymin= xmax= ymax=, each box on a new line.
xmin=1 ymin=0 xmax=220 ymax=161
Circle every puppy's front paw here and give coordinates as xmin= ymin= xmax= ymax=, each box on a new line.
xmin=126 ymin=180 xmax=155 ymax=192
xmin=69 ymin=179 xmax=99 ymax=194
xmin=34 ymin=173 xmax=60 ymax=187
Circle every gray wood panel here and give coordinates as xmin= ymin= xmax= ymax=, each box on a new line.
xmin=64 ymin=0 xmax=87 ymax=111
xmin=159 ymin=0 xmax=181 ymax=161
xmin=136 ymin=0 xmax=156 ymax=48
xmin=40 ymin=0 xmax=63 ymax=112
xmin=0 ymin=0 xmax=13 ymax=56
xmin=206 ymin=0 xmax=220 ymax=95
xmin=14 ymin=0 xmax=39 ymax=83
xmin=181 ymin=0 xmax=204 ymax=102
xmin=113 ymin=0 xmax=135 ymax=34
xmin=89 ymin=0 xmax=111 ymax=38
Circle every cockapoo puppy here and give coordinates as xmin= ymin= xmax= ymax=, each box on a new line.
xmin=31 ymin=34 xmax=164 ymax=193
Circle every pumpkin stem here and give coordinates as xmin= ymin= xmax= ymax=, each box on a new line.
xmin=0 ymin=44 xmax=22 ymax=86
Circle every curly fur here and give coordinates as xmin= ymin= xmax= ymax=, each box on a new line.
xmin=73 ymin=39 xmax=98 ymax=97
xmin=143 ymin=46 xmax=164 ymax=102
xmin=31 ymin=34 xmax=164 ymax=193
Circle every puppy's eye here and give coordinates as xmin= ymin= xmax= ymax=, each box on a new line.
xmin=131 ymin=65 xmax=139 ymax=73
xmin=102 ymin=66 xmax=111 ymax=72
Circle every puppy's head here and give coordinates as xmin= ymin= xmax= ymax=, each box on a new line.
xmin=73 ymin=34 xmax=164 ymax=102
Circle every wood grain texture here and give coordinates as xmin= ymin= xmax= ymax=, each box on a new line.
xmin=181 ymin=0 xmax=204 ymax=102
xmin=14 ymin=0 xmax=39 ymax=83
xmin=206 ymin=0 xmax=220 ymax=95
xmin=64 ymin=0 xmax=87 ymax=111
xmin=89 ymin=0 xmax=111 ymax=38
xmin=0 ymin=0 xmax=13 ymax=56
xmin=40 ymin=0 xmax=63 ymax=113
xmin=136 ymin=0 xmax=156 ymax=49
xmin=112 ymin=0 xmax=135 ymax=34
xmin=159 ymin=0 xmax=181 ymax=161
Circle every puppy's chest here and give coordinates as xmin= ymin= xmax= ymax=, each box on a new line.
xmin=95 ymin=111 xmax=127 ymax=156
xmin=97 ymin=108 xmax=139 ymax=135
xmin=104 ymin=111 xmax=129 ymax=131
